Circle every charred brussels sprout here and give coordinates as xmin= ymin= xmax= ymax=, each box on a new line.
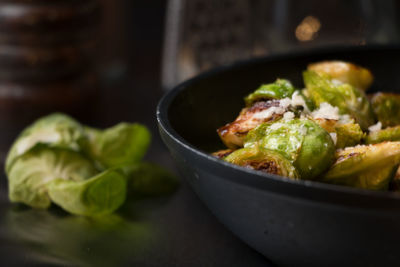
xmin=303 ymin=70 xmax=375 ymax=130
xmin=244 ymin=79 xmax=295 ymax=106
xmin=366 ymin=126 xmax=400 ymax=144
xmin=323 ymin=142 xmax=400 ymax=190
xmin=370 ymin=93 xmax=400 ymax=127
xmin=313 ymin=118 xmax=364 ymax=149
xmin=308 ymin=61 xmax=373 ymax=91
xmin=245 ymin=119 xmax=335 ymax=179
xmin=5 ymin=113 xmax=86 ymax=173
xmin=224 ymin=147 xmax=299 ymax=179
xmin=8 ymin=148 xmax=98 ymax=209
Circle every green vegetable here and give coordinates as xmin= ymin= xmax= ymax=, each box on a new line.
xmin=370 ymin=92 xmax=400 ymax=128
xmin=244 ymin=79 xmax=295 ymax=106
xmin=224 ymin=147 xmax=299 ymax=179
xmin=308 ymin=61 xmax=373 ymax=91
xmin=303 ymin=70 xmax=375 ymax=130
xmin=123 ymin=162 xmax=179 ymax=196
xmin=47 ymin=169 xmax=127 ymax=216
xmin=5 ymin=113 xmax=86 ymax=173
xmin=313 ymin=118 xmax=365 ymax=149
xmin=82 ymin=123 xmax=151 ymax=169
xmin=365 ymin=126 xmax=400 ymax=144
xmin=323 ymin=142 xmax=400 ymax=190
xmin=8 ymin=147 xmax=98 ymax=209
xmin=245 ymin=119 xmax=335 ymax=179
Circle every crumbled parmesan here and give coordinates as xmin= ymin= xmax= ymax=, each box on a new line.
xmin=291 ymin=91 xmax=309 ymax=112
xmin=269 ymin=122 xmax=284 ymax=130
xmin=330 ymin=132 xmax=337 ymax=145
xmin=311 ymin=102 xmax=340 ymax=120
xmin=252 ymin=106 xmax=285 ymax=119
xmin=331 ymin=79 xmax=343 ymax=86
xmin=299 ymin=125 xmax=308 ymax=135
xmin=283 ymin=111 xmax=295 ymax=120
xmin=368 ymin=121 xmax=382 ymax=132
xmin=279 ymin=98 xmax=292 ymax=109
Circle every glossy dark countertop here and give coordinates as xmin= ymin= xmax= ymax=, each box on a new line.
xmin=0 ymin=71 xmax=274 ymax=267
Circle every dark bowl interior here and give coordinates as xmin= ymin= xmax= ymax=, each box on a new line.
xmin=157 ymin=46 xmax=400 ymax=267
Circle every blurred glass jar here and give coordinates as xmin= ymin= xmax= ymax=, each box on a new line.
xmin=162 ymin=0 xmax=400 ymax=90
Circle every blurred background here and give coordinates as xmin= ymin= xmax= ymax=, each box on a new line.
xmin=1 ymin=0 xmax=399 ymax=161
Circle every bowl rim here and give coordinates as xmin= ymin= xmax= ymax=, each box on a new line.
xmin=157 ymin=44 xmax=400 ymax=210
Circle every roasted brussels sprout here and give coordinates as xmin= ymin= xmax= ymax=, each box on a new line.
xmin=370 ymin=92 xmax=400 ymax=127
xmin=303 ymin=70 xmax=375 ymax=130
xmin=308 ymin=61 xmax=373 ymax=91
xmin=312 ymin=118 xmax=364 ymax=149
xmin=217 ymin=100 xmax=285 ymax=148
xmin=5 ymin=113 xmax=86 ymax=173
xmin=212 ymin=149 xmax=235 ymax=158
xmin=47 ymin=169 xmax=127 ymax=216
xmin=365 ymin=125 xmax=400 ymax=144
xmin=244 ymin=79 xmax=295 ymax=106
xmin=82 ymin=123 xmax=151 ymax=168
xmin=244 ymin=119 xmax=335 ymax=179
xmin=224 ymin=147 xmax=299 ymax=179
xmin=323 ymin=142 xmax=400 ymax=190
xmin=8 ymin=147 xmax=98 ymax=209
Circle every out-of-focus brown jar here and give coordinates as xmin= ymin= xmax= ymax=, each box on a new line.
xmin=0 ymin=0 xmax=102 ymax=158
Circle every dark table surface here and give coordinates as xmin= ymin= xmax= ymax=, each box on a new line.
xmin=0 ymin=68 xmax=274 ymax=267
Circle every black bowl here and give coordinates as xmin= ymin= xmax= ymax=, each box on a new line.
xmin=157 ymin=46 xmax=400 ymax=267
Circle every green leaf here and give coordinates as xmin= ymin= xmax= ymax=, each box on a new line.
xmin=123 ymin=162 xmax=179 ymax=197
xmin=8 ymin=148 xmax=98 ymax=209
xmin=47 ymin=169 xmax=127 ymax=216
xmin=5 ymin=113 xmax=86 ymax=174
xmin=82 ymin=123 xmax=151 ymax=168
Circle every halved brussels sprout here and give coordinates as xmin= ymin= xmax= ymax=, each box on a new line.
xmin=308 ymin=61 xmax=373 ymax=91
xmin=212 ymin=149 xmax=235 ymax=158
xmin=370 ymin=93 xmax=400 ymax=127
xmin=47 ymin=169 xmax=127 ymax=216
xmin=224 ymin=147 xmax=299 ymax=179
xmin=244 ymin=79 xmax=295 ymax=106
xmin=8 ymin=147 xmax=98 ymax=209
xmin=82 ymin=123 xmax=151 ymax=168
xmin=323 ymin=142 xmax=400 ymax=190
xmin=313 ymin=118 xmax=364 ymax=149
xmin=303 ymin=70 xmax=375 ymax=130
xmin=365 ymin=125 xmax=400 ymax=144
xmin=5 ymin=113 xmax=86 ymax=173
xmin=244 ymin=118 xmax=335 ymax=179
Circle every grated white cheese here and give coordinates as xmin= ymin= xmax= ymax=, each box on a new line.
xmin=331 ymin=79 xmax=343 ymax=86
xmin=252 ymin=106 xmax=285 ymax=119
xmin=279 ymin=97 xmax=292 ymax=109
xmin=311 ymin=102 xmax=340 ymax=120
xmin=283 ymin=111 xmax=295 ymax=120
xmin=299 ymin=125 xmax=308 ymax=135
xmin=330 ymin=132 xmax=337 ymax=145
xmin=368 ymin=121 xmax=382 ymax=132
xmin=269 ymin=122 xmax=285 ymax=130
xmin=291 ymin=91 xmax=309 ymax=112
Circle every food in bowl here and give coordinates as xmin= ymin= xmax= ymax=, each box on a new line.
xmin=214 ymin=61 xmax=400 ymax=191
